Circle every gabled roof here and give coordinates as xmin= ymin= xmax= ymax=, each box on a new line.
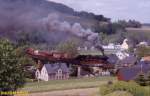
xmin=44 ymin=63 xmax=69 ymax=74
xmin=118 ymin=63 xmax=150 ymax=81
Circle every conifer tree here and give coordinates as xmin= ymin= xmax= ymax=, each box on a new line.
xmin=147 ymin=71 xmax=150 ymax=86
xmin=135 ymin=73 xmax=146 ymax=86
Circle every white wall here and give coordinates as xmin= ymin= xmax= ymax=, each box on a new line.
xmin=36 ymin=66 xmax=49 ymax=81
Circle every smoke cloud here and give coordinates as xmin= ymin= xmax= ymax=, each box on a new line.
xmin=0 ymin=0 xmax=101 ymax=47
xmin=42 ymin=13 xmax=99 ymax=44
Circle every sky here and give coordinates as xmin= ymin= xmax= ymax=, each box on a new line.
xmin=48 ymin=0 xmax=150 ymax=23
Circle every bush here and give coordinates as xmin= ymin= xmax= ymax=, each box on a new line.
xmin=100 ymin=81 xmax=150 ymax=96
xmin=135 ymin=73 xmax=147 ymax=86
xmin=107 ymin=81 xmax=113 ymax=85
xmin=135 ymin=72 xmax=150 ymax=86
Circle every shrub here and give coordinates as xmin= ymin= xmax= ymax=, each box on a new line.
xmin=135 ymin=73 xmax=147 ymax=86
xmin=107 ymin=81 xmax=113 ymax=85
xmin=100 ymin=81 xmax=150 ymax=96
xmin=135 ymin=72 xmax=150 ymax=86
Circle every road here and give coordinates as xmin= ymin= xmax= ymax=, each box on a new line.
xmin=29 ymin=87 xmax=99 ymax=96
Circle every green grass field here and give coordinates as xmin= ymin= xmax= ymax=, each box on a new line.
xmin=145 ymin=86 xmax=150 ymax=92
xmin=20 ymin=77 xmax=116 ymax=93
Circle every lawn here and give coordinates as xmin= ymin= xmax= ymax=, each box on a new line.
xmin=145 ymin=86 xmax=150 ymax=92
xmin=20 ymin=77 xmax=116 ymax=93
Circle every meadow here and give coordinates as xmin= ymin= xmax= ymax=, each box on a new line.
xmin=20 ymin=77 xmax=116 ymax=93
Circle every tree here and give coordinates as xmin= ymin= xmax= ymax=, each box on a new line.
xmin=0 ymin=39 xmax=25 ymax=92
xmin=127 ymin=20 xmax=142 ymax=28
xmin=135 ymin=46 xmax=150 ymax=58
xmin=126 ymin=31 xmax=150 ymax=46
xmin=147 ymin=71 xmax=150 ymax=85
xmin=99 ymin=31 xmax=125 ymax=45
xmin=16 ymin=31 xmax=48 ymax=46
xmin=56 ymin=40 xmax=78 ymax=57
xmin=15 ymin=46 xmax=36 ymax=79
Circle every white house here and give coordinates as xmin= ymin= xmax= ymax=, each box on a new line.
xmin=102 ymin=39 xmax=131 ymax=52
xmin=137 ymin=41 xmax=148 ymax=46
xmin=35 ymin=63 xmax=69 ymax=81
xmin=121 ymin=39 xmax=129 ymax=50
xmin=102 ymin=43 xmax=122 ymax=50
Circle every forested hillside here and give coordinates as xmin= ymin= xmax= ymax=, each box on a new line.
xmin=0 ymin=0 xmax=148 ymax=48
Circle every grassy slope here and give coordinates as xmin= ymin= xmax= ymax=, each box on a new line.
xmin=126 ymin=27 xmax=150 ymax=33
xmin=20 ymin=77 xmax=116 ymax=93
xmin=145 ymin=86 xmax=150 ymax=92
xmin=126 ymin=27 xmax=150 ymax=41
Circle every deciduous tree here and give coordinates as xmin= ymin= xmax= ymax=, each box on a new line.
xmin=0 ymin=39 xmax=25 ymax=92
xmin=56 ymin=40 xmax=78 ymax=57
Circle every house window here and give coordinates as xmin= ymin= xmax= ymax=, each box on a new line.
xmin=58 ymin=69 xmax=62 ymax=74
xmin=57 ymin=69 xmax=62 ymax=79
xmin=36 ymin=71 xmax=39 ymax=78
xmin=45 ymin=70 xmax=47 ymax=74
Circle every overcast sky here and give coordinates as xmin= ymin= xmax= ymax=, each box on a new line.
xmin=48 ymin=0 xmax=150 ymax=23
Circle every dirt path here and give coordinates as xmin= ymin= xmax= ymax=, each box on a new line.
xmin=29 ymin=88 xmax=99 ymax=96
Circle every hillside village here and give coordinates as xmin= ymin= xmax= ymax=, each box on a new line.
xmin=25 ymin=39 xmax=150 ymax=81
xmin=0 ymin=0 xmax=150 ymax=96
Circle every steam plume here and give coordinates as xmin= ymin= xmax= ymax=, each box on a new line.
xmin=42 ymin=13 xmax=100 ymax=44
